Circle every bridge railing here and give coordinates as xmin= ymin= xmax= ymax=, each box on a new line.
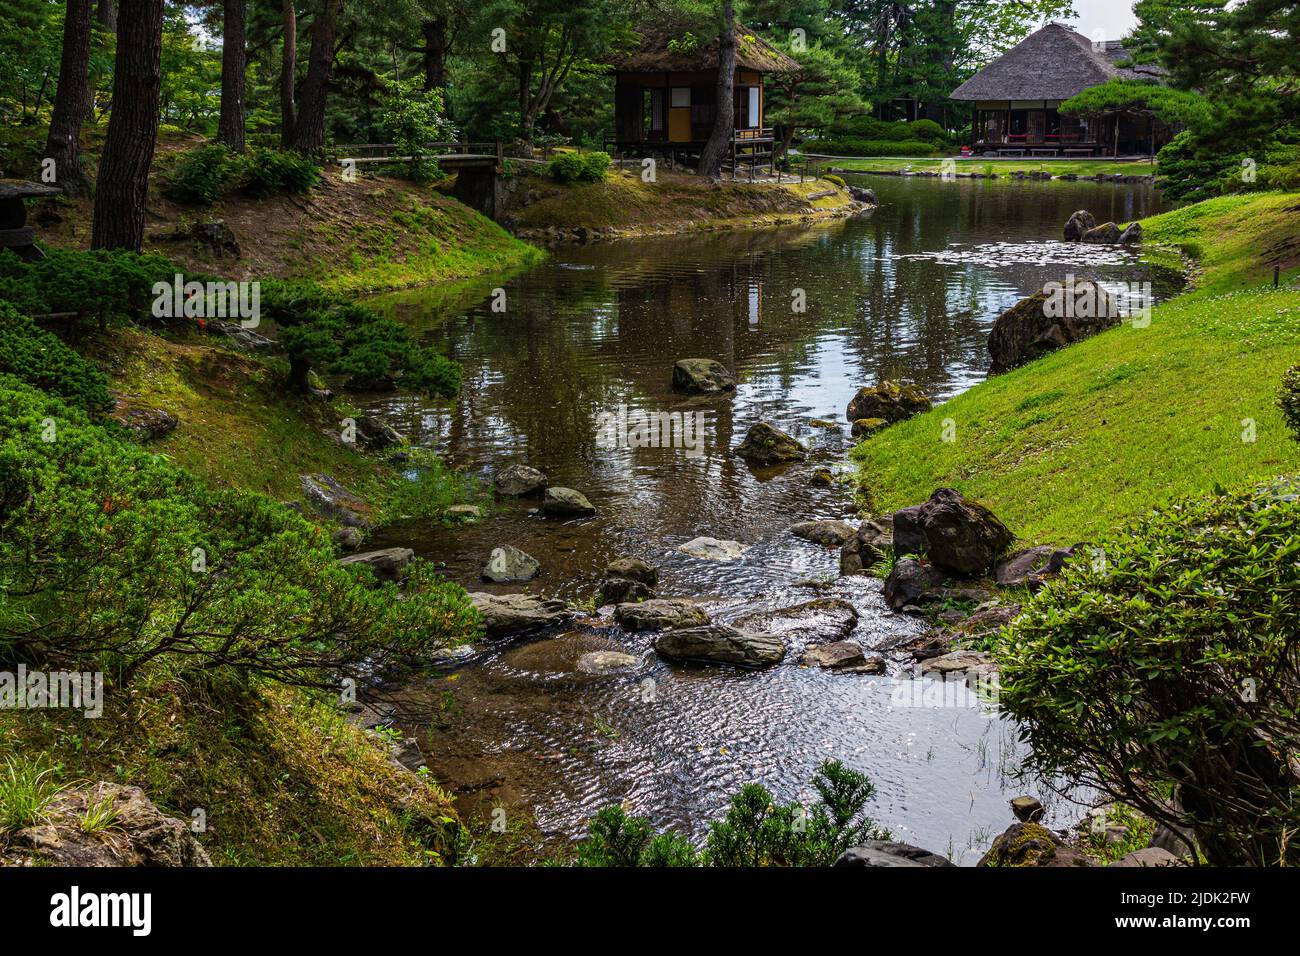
xmin=326 ymin=141 xmax=507 ymax=164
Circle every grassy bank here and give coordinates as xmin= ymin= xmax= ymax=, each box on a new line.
xmin=511 ymin=166 xmax=861 ymax=239
xmin=29 ymin=132 xmax=542 ymax=295
xmin=853 ymin=191 xmax=1300 ymax=546
xmin=814 ymin=156 xmax=1155 ymax=178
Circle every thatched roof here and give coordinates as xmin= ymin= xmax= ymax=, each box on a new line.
xmin=951 ymin=22 xmax=1164 ymax=101
xmin=611 ymin=21 xmax=799 ymax=75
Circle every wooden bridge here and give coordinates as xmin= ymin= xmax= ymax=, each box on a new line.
xmin=327 ymin=142 xmax=544 ymax=220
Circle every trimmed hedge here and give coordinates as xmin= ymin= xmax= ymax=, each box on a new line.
xmin=548 ymin=151 xmax=611 ymax=183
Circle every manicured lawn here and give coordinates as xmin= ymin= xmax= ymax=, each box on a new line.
xmin=808 ymin=156 xmax=1157 ymax=178
xmin=852 ymin=191 xmax=1300 ymax=546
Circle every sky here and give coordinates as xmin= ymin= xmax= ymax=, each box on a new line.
xmin=1060 ymin=0 xmax=1140 ymax=43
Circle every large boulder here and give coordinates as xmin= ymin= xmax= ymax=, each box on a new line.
xmin=542 ymin=486 xmax=596 ymax=517
xmin=994 ymin=545 xmax=1082 ymax=589
xmin=1082 ymin=221 xmax=1122 ymax=244
xmin=482 ymin=544 xmax=541 ymax=583
xmin=735 ymin=598 xmax=859 ymax=643
xmin=3 ymin=784 xmax=211 ymax=867
xmin=1118 ymin=222 xmax=1143 ymax=244
xmin=839 ymin=518 xmax=892 ymax=574
xmin=1062 ymin=209 xmax=1096 ymax=241
xmin=802 ymin=641 xmax=878 ymax=671
xmin=789 ymin=519 xmax=857 ymax=547
xmin=615 ymin=598 xmax=709 ymax=631
xmin=735 ymin=422 xmax=806 ymax=465
xmin=883 ymin=558 xmax=946 ymax=610
xmin=898 ymin=487 xmax=1013 ymax=576
xmin=338 ymin=547 xmax=415 ymax=582
xmin=672 ymin=358 xmax=737 ymax=394
xmin=597 ymin=577 xmax=654 ymax=605
xmin=978 ymin=823 xmax=1094 ymax=867
xmin=495 ymin=464 xmax=548 ymax=497
xmin=920 ymin=649 xmax=998 ymax=681
xmin=835 ymin=841 xmax=954 ymax=867
xmin=845 ymin=381 xmax=931 ymax=424
xmin=987 ymin=283 xmax=1121 ymax=373
xmin=654 ymin=625 xmax=786 ymax=668
xmin=678 ymin=536 xmax=745 ymax=560
xmin=300 ymin=473 xmax=371 ymax=528
xmin=606 ymin=557 xmax=657 ymax=586
xmin=469 ymin=592 xmax=571 ymax=636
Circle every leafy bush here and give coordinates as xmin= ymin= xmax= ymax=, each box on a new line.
xmin=383 ymin=447 xmax=480 ymax=522
xmin=0 ymin=248 xmax=176 ymax=323
xmin=548 ymin=150 xmax=611 ymax=183
xmin=0 ymin=304 xmax=113 ymax=415
xmin=997 ymin=482 xmax=1300 ymax=866
xmin=380 ymin=79 xmax=456 ymax=183
xmin=573 ymin=760 xmax=888 ymax=866
xmin=822 ymin=174 xmax=846 ymax=188
xmin=830 ymin=117 xmax=950 ymax=145
xmin=1278 ymin=365 xmax=1300 ymax=441
xmin=235 ymin=148 xmax=321 ymax=197
xmin=164 ymin=143 xmax=237 ymax=204
xmin=260 ymin=279 xmax=462 ymax=395
xmin=0 ymin=379 xmax=481 ymax=688
xmin=807 ymin=137 xmax=939 ymax=157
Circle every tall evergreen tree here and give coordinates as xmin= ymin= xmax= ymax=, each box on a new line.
xmin=45 ymin=0 xmax=94 ymax=195
xmin=217 ymin=0 xmax=247 ymax=150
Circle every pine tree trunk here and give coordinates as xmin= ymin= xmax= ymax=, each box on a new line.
xmin=218 ymin=0 xmax=246 ymax=151
xmin=697 ymin=0 xmax=736 ymax=178
xmin=421 ymin=17 xmax=447 ymax=92
xmin=96 ymin=0 xmax=115 ymax=29
xmin=45 ymin=0 xmax=93 ymax=196
xmin=293 ymin=0 xmax=342 ymax=155
xmin=91 ymin=0 xmax=162 ymax=251
xmin=279 ymin=0 xmax=296 ymax=148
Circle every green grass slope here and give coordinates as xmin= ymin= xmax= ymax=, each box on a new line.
xmin=853 ymin=191 xmax=1300 ymax=546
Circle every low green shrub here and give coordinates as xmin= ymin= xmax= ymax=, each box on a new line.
xmin=822 ymin=174 xmax=846 ymax=188
xmin=164 ymin=143 xmax=322 ymax=203
xmin=0 ymin=248 xmax=175 ymax=322
xmin=0 ymin=379 xmax=481 ymax=688
xmin=1279 ymin=365 xmax=1300 ymax=441
xmin=573 ymin=760 xmax=889 ymax=866
xmin=997 ymin=481 xmax=1300 ymax=866
xmin=0 ymin=303 xmax=113 ymax=415
xmin=806 ymin=137 xmax=938 ymax=157
xmin=235 ymin=148 xmax=321 ymax=197
xmin=164 ymin=143 xmax=237 ymax=204
xmin=548 ymin=150 xmax=611 ymax=183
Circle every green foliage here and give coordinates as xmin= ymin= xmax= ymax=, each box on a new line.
xmin=1060 ymin=80 xmax=1210 ymax=127
xmin=1278 ymin=365 xmax=1300 ymax=442
xmin=0 ymin=755 xmax=65 ymax=833
xmin=1155 ymin=130 xmax=1240 ymax=202
xmin=236 ymin=148 xmax=322 ymax=197
xmin=0 ymin=303 xmax=113 ymax=415
xmin=379 ymin=79 xmax=456 ymax=183
xmin=165 ymin=144 xmax=322 ymax=204
xmin=260 ymin=280 xmax=462 ymax=395
xmin=0 ymin=247 xmax=176 ymax=326
xmin=822 ymin=174 xmax=845 ymax=188
xmin=808 ymin=137 xmax=939 ymax=157
xmin=573 ymin=760 xmax=888 ymax=867
xmin=996 ymin=482 xmax=1300 ymax=866
xmin=548 ymin=150 xmax=611 ymax=183
xmin=164 ymin=143 xmax=237 ymax=204
xmin=0 ymin=379 xmax=481 ymax=688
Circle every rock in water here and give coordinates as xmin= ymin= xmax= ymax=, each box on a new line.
xmin=1062 ymin=209 xmax=1096 ymax=241
xmin=735 ymin=422 xmax=806 ymax=465
xmin=802 ymin=641 xmax=868 ymax=670
xmin=835 ymin=841 xmax=954 ymax=867
xmin=678 ymin=536 xmax=745 ymax=560
xmin=482 ymin=544 xmax=541 ymax=583
xmin=978 ymin=823 xmax=1094 ymax=867
xmin=987 ymin=283 xmax=1120 ymax=373
xmin=1011 ymin=795 xmax=1045 ymax=822
xmin=615 ymin=598 xmax=709 ymax=631
xmin=654 ymin=625 xmax=786 ymax=668
xmin=735 ymin=598 xmax=859 ymax=642
xmin=541 ymin=486 xmax=596 ymax=517
xmin=597 ymin=577 xmax=654 ymax=605
xmin=495 ymin=464 xmax=548 ymax=496
xmin=845 ymin=381 xmax=931 ymax=424
xmin=1082 ymin=221 xmax=1122 ymax=244
xmin=577 ymin=651 xmax=642 ymax=675
xmin=353 ymin=413 xmax=405 ymax=449
xmin=883 ymin=558 xmax=946 ymax=610
xmin=672 ymin=358 xmax=737 ymax=394
xmin=338 ymin=547 xmax=415 ymax=582
xmin=1118 ymin=222 xmax=1143 ymax=244
xmin=917 ymin=488 xmax=1014 ymax=576
xmin=789 ymin=519 xmax=857 ymax=547
xmin=850 ymin=417 xmax=889 ymax=438
xmin=605 ymin=557 xmax=658 ymax=586
xmin=839 ymin=518 xmax=892 ymax=574
xmin=469 ymin=592 xmax=570 ymax=636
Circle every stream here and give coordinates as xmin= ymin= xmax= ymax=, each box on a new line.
xmin=362 ymin=173 xmax=1183 ymax=863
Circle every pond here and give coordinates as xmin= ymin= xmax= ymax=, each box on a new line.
xmin=363 ymin=174 xmax=1182 ymax=863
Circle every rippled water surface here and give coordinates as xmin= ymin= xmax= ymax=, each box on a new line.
xmin=366 ymin=175 xmax=1181 ymax=862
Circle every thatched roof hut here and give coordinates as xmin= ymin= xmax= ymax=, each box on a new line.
xmin=951 ymin=22 xmax=1170 ymax=157
xmin=611 ymin=21 xmax=799 ymax=75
